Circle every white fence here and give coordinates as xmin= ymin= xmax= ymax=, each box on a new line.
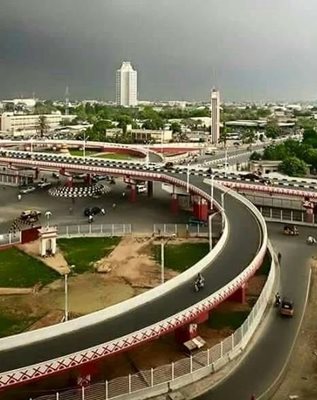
xmin=33 ymin=244 xmax=276 ymax=400
xmin=58 ymin=224 xmax=132 ymax=238
xmin=258 ymin=206 xmax=317 ymax=226
xmin=0 ymin=231 xmax=21 ymax=248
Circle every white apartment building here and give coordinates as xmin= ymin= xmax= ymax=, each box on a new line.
xmin=116 ymin=61 xmax=138 ymax=107
xmin=0 ymin=112 xmax=74 ymax=136
xmin=211 ymin=89 xmax=220 ymax=144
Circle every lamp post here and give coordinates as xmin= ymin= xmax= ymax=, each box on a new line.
xmin=45 ymin=211 xmax=52 ymax=228
xmin=224 ymin=146 xmax=228 ymax=176
xmin=160 ymin=235 xmax=175 ymax=284
xmin=83 ymin=133 xmax=89 ymax=159
xmin=186 ymin=164 xmax=190 ymax=193
xmin=64 ymin=265 xmax=75 ymax=322
xmin=210 ymin=174 xmax=214 ymax=211
xmin=208 ymin=210 xmax=221 ymax=251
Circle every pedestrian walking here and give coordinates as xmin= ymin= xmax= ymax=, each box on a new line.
xmin=112 ymin=203 xmax=116 ymax=210
xmin=122 ymin=192 xmax=126 ymax=198
xmin=101 ymin=208 xmax=106 ymax=215
xmin=277 ymin=252 xmax=282 ymax=264
xmin=17 ymin=194 xmax=21 ymax=201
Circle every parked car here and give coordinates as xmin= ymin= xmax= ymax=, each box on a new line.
xmin=52 ymin=172 xmax=59 ymax=179
xmin=205 ymin=149 xmax=216 ymax=155
xmin=280 ymin=298 xmax=294 ymax=317
xmin=19 ymin=186 xmax=36 ymax=194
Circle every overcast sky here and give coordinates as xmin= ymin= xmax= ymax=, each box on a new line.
xmin=0 ymin=0 xmax=316 ymax=102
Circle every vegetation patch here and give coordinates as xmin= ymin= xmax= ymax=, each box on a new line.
xmin=96 ymin=153 xmax=139 ymax=160
xmin=208 ymin=310 xmax=249 ymax=330
xmin=0 ymin=248 xmax=59 ymax=288
xmin=152 ymin=242 xmax=209 ymax=272
xmin=0 ymin=313 xmax=37 ymax=338
xmin=57 ymin=237 xmax=121 ymax=274
xmin=69 ymin=149 xmax=97 ymax=157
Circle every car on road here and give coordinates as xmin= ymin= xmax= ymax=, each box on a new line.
xmin=83 ymin=207 xmax=104 ymax=216
xmin=280 ymin=298 xmax=294 ymax=317
xmin=164 ymin=162 xmax=174 ymax=169
xmin=20 ymin=210 xmax=41 ymax=221
xmin=37 ymin=181 xmax=52 ymax=189
xmin=205 ymin=149 xmax=216 ymax=155
xmin=19 ymin=186 xmax=36 ymax=194
xmin=136 ymin=184 xmax=147 ymax=193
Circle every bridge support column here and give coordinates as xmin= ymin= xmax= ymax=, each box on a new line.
xmin=147 ymin=181 xmax=153 ymax=198
xmin=130 ymin=184 xmax=137 ymax=202
xmin=175 ymin=323 xmax=198 ymax=343
xmin=194 ymin=310 xmax=209 ymax=324
xmin=66 ymin=177 xmax=73 ymax=188
xmin=227 ymin=284 xmax=247 ymax=304
xmin=193 ymin=197 xmax=208 ymax=221
xmin=85 ymin=174 xmax=92 ymax=185
xmin=60 ymin=167 xmax=66 ymax=176
xmin=34 ymin=167 xmax=39 ymax=180
xmin=305 ymin=208 xmax=314 ymax=223
xmin=171 ymin=193 xmax=179 ymax=214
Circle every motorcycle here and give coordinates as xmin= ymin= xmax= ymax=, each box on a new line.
xmin=307 ymin=236 xmax=317 ymax=245
xmin=194 ymin=279 xmax=205 ymax=292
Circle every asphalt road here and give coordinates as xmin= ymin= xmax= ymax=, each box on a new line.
xmin=0 ymin=175 xmax=262 ymax=373
xmin=196 ymin=223 xmax=315 ymax=400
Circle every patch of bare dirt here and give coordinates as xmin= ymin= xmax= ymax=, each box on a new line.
xmin=271 ymin=259 xmax=317 ymax=400
xmin=18 ymin=240 xmax=70 ymax=275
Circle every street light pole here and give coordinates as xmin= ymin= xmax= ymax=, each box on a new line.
xmin=210 ymin=174 xmax=214 ymax=211
xmin=225 ymin=146 xmax=228 ymax=176
xmin=161 ymin=241 xmax=165 ymax=284
xmin=208 ymin=210 xmax=221 ymax=251
xmin=186 ymin=164 xmax=190 ymax=193
xmin=64 ymin=272 xmax=69 ymax=322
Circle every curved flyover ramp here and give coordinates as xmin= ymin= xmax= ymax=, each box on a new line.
xmin=0 ymin=166 xmax=265 ymax=388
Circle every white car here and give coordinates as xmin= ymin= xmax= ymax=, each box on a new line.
xmin=19 ymin=186 xmax=36 ymax=194
xmin=37 ymin=181 xmax=52 ymax=189
xmin=136 ymin=184 xmax=147 ymax=193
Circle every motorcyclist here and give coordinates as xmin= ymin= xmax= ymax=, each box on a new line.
xmin=196 ymin=273 xmax=205 ymax=288
xmin=275 ymin=292 xmax=281 ymax=306
xmin=307 ymin=236 xmax=316 ymax=244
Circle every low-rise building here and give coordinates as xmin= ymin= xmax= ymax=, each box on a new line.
xmin=0 ymin=112 xmax=76 ymax=136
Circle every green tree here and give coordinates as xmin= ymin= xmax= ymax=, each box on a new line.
xmin=250 ymin=151 xmax=262 ymax=161
xmin=37 ymin=115 xmax=49 ymax=137
xmin=302 ymin=128 xmax=317 ymax=148
xmin=170 ymin=122 xmax=181 ymax=133
xmin=265 ymin=118 xmax=281 ymax=139
xmin=278 ymin=157 xmax=307 ymax=177
xmin=241 ymin=129 xmax=255 ymax=144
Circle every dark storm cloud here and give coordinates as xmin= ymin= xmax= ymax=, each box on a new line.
xmin=0 ymin=0 xmax=316 ymax=101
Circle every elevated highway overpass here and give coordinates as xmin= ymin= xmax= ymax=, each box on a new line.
xmin=0 ymin=149 xmax=268 ymax=390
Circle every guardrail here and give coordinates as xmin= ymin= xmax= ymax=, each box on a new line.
xmin=58 ymin=224 xmax=132 ymax=238
xmin=259 ymin=206 xmax=317 ymax=226
xmin=32 ymin=244 xmax=276 ymax=400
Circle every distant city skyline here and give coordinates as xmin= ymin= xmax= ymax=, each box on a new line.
xmin=0 ymin=0 xmax=317 ymax=102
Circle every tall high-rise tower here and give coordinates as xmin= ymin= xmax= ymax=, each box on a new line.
xmin=211 ymin=89 xmax=220 ymax=145
xmin=116 ymin=62 xmax=138 ymax=107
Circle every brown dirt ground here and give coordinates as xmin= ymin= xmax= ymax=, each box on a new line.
xmin=271 ymin=260 xmax=317 ymax=400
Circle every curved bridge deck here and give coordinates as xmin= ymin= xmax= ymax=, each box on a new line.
xmin=0 ymin=174 xmax=261 ymax=375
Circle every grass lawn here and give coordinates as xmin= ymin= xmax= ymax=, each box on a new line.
xmin=152 ymin=242 xmax=209 ymax=272
xmin=0 ymin=248 xmax=60 ymax=288
xmin=208 ymin=310 xmax=249 ymax=330
xmin=0 ymin=314 xmax=38 ymax=338
xmin=69 ymin=149 xmax=97 ymax=157
xmin=57 ymin=237 xmax=121 ymax=274
xmin=96 ymin=153 xmax=141 ymax=160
